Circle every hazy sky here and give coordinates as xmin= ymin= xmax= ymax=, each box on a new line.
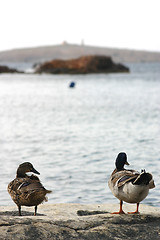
xmin=1 ymin=0 xmax=160 ymax=52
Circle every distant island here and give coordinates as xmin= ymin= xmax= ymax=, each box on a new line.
xmin=0 ymin=43 xmax=160 ymax=67
xmin=35 ymin=55 xmax=129 ymax=74
xmin=0 ymin=65 xmax=23 ymax=74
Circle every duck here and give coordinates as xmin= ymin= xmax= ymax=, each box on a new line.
xmin=108 ymin=152 xmax=155 ymax=214
xmin=8 ymin=162 xmax=52 ymax=216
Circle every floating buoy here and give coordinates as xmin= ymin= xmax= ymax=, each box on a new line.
xmin=69 ymin=81 xmax=76 ymax=88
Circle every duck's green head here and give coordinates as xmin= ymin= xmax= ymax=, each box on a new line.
xmin=16 ymin=162 xmax=40 ymax=177
xmin=115 ymin=152 xmax=129 ymax=170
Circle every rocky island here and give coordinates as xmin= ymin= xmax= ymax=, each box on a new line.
xmin=35 ymin=55 xmax=129 ymax=74
xmin=0 ymin=65 xmax=23 ymax=74
xmin=1 ymin=203 xmax=160 ymax=239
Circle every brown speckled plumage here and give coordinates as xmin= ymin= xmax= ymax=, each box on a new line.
xmin=8 ymin=162 xmax=52 ymax=216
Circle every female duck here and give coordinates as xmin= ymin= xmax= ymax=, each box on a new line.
xmin=108 ymin=152 xmax=155 ymax=214
xmin=8 ymin=162 xmax=52 ymax=216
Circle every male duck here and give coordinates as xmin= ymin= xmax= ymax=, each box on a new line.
xmin=8 ymin=162 xmax=52 ymax=216
xmin=108 ymin=152 xmax=155 ymax=214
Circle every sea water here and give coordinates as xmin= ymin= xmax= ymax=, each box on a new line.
xmin=0 ymin=62 xmax=160 ymax=207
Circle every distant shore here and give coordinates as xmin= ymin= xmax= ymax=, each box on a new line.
xmin=0 ymin=43 xmax=160 ymax=65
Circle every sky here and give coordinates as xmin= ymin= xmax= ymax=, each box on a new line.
xmin=0 ymin=0 xmax=160 ymax=52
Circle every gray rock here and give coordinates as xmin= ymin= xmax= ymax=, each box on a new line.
xmin=0 ymin=203 xmax=160 ymax=239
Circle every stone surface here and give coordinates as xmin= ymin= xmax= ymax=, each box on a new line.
xmin=0 ymin=65 xmax=23 ymax=73
xmin=0 ymin=203 xmax=160 ymax=239
xmin=35 ymin=55 xmax=129 ymax=74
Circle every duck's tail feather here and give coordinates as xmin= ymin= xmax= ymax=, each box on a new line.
xmin=149 ymin=179 xmax=155 ymax=189
xmin=133 ymin=170 xmax=154 ymax=186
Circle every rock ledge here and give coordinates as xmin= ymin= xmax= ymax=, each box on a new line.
xmin=0 ymin=203 xmax=160 ymax=239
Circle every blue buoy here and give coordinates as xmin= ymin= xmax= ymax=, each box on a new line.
xmin=69 ymin=82 xmax=76 ymax=88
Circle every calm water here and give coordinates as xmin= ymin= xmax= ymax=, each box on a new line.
xmin=0 ymin=62 xmax=160 ymax=208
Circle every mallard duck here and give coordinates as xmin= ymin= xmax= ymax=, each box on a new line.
xmin=108 ymin=152 xmax=155 ymax=214
xmin=8 ymin=162 xmax=52 ymax=216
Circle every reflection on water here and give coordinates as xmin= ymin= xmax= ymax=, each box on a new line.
xmin=0 ymin=62 xmax=160 ymax=207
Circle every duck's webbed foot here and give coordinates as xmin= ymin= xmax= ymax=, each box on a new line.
xmin=128 ymin=203 xmax=140 ymax=214
xmin=112 ymin=210 xmax=126 ymax=214
xmin=112 ymin=200 xmax=126 ymax=214
xmin=128 ymin=211 xmax=140 ymax=214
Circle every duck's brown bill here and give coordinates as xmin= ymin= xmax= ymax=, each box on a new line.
xmin=32 ymin=167 xmax=40 ymax=175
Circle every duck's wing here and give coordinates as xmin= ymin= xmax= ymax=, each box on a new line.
xmin=111 ymin=170 xmax=139 ymax=188
xmin=18 ymin=176 xmax=52 ymax=193
xmin=111 ymin=169 xmax=155 ymax=189
xmin=8 ymin=175 xmax=44 ymax=193
xmin=7 ymin=178 xmax=33 ymax=206
xmin=8 ymin=178 xmax=25 ymax=193
xmin=17 ymin=180 xmax=45 ymax=193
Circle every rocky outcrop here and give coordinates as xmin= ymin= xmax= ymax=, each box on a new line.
xmin=0 ymin=203 xmax=160 ymax=240
xmin=35 ymin=55 xmax=129 ymax=74
xmin=0 ymin=65 xmax=23 ymax=73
